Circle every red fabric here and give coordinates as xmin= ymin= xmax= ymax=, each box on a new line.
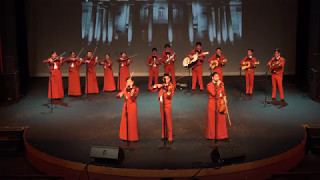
xmin=119 ymin=86 xmax=139 ymax=141
xmin=101 ymin=59 xmax=116 ymax=91
xmin=267 ymin=57 xmax=285 ymax=75
xmin=245 ymin=70 xmax=254 ymax=94
xmin=205 ymin=82 xmax=228 ymax=140
xmin=85 ymin=57 xmax=99 ymax=94
xmin=208 ymin=54 xmax=226 ymax=82
xmin=189 ymin=50 xmax=205 ymax=89
xmin=240 ymin=57 xmax=257 ymax=94
xmin=43 ymin=59 xmax=64 ymax=99
xmin=65 ymin=58 xmax=83 ymax=96
xmin=117 ymin=59 xmax=130 ymax=90
xmin=272 ymin=74 xmax=284 ymax=100
xmin=158 ymin=83 xmax=175 ymax=141
xmin=161 ymin=51 xmax=176 ymax=87
xmin=147 ymin=55 xmax=161 ymax=90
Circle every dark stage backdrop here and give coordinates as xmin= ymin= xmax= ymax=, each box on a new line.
xmin=26 ymin=0 xmax=297 ymax=77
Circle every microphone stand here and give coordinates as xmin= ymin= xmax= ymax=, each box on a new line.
xmin=46 ymin=62 xmax=54 ymax=113
xmin=118 ymin=60 xmax=121 ymax=91
xmin=122 ymin=92 xmax=134 ymax=151
xmin=264 ymin=70 xmax=268 ymax=107
xmin=239 ymin=67 xmax=243 ymax=100
xmin=159 ymin=85 xmax=170 ymax=150
xmin=214 ymin=83 xmax=218 ymax=144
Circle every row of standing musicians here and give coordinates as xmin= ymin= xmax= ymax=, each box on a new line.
xmin=42 ymin=42 xmax=286 ymax=142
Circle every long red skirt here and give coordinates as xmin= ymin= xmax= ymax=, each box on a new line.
xmin=68 ymin=68 xmax=81 ymax=96
xmin=205 ymin=99 xmax=228 ymax=139
xmin=103 ymin=68 xmax=116 ymax=91
xmin=118 ymin=66 xmax=130 ymax=90
xmin=48 ymin=69 xmax=64 ymax=99
xmin=85 ymin=68 xmax=99 ymax=94
xmin=119 ymin=102 xmax=139 ymax=141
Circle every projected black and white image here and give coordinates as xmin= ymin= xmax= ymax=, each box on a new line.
xmin=81 ymin=0 xmax=242 ymax=46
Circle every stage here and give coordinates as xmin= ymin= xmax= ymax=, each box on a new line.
xmin=0 ymin=76 xmax=318 ymax=179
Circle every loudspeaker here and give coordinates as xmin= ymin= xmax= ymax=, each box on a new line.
xmin=90 ymin=145 xmax=124 ymax=165
xmin=0 ymin=72 xmax=20 ymax=102
xmin=210 ymin=144 xmax=245 ymax=165
xmin=0 ymin=127 xmax=25 ymax=157
xmin=306 ymin=124 xmax=320 ymax=154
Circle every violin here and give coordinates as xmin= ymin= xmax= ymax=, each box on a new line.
xmin=219 ymin=99 xmax=228 ymax=114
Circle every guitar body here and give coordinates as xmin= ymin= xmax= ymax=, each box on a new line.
xmin=209 ymin=59 xmax=227 ymax=70
xmin=184 ymin=52 xmax=209 ymax=69
xmin=242 ymin=61 xmax=259 ymax=70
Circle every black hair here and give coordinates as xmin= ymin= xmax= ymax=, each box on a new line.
xmin=105 ymin=53 xmax=110 ymax=57
xmin=152 ymin=48 xmax=157 ymax=52
xmin=164 ymin=44 xmax=171 ymax=48
xmin=120 ymin=52 xmax=126 ymax=55
xmin=211 ymin=72 xmax=219 ymax=77
xmin=274 ymin=48 xmax=281 ymax=53
xmin=70 ymin=51 xmax=76 ymax=55
xmin=163 ymin=73 xmax=170 ymax=78
xmin=216 ymin=47 xmax=221 ymax=50
xmin=196 ymin=42 xmax=202 ymax=46
xmin=51 ymin=51 xmax=57 ymax=55
xmin=248 ymin=49 xmax=254 ymax=53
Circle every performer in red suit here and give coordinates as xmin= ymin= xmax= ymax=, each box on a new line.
xmin=63 ymin=51 xmax=83 ymax=96
xmin=117 ymin=77 xmax=139 ymax=141
xmin=153 ymin=74 xmax=175 ymax=142
xmin=188 ymin=42 xmax=206 ymax=90
xmin=205 ymin=72 xmax=228 ymax=140
xmin=267 ymin=48 xmax=285 ymax=102
xmin=100 ymin=54 xmax=116 ymax=92
xmin=161 ymin=44 xmax=176 ymax=87
xmin=117 ymin=52 xmax=131 ymax=91
xmin=146 ymin=48 xmax=161 ymax=91
xmin=85 ymin=51 xmax=99 ymax=94
xmin=240 ymin=49 xmax=258 ymax=95
xmin=42 ymin=51 xmax=64 ymax=99
xmin=208 ymin=48 xmax=227 ymax=82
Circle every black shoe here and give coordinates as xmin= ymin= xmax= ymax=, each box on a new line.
xmin=281 ymin=99 xmax=285 ymax=102
xmin=272 ymin=98 xmax=276 ymax=100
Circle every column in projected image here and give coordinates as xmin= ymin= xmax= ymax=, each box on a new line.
xmin=81 ymin=0 xmax=242 ymax=46
xmin=190 ymin=0 xmax=242 ymax=45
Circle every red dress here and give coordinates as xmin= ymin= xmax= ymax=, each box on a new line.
xmin=146 ymin=55 xmax=161 ymax=90
xmin=101 ymin=59 xmax=116 ymax=91
xmin=85 ymin=57 xmax=99 ymax=94
xmin=119 ymin=86 xmax=139 ymax=141
xmin=43 ymin=59 xmax=64 ymax=99
xmin=117 ymin=59 xmax=130 ymax=90
xmin=189 ymin=49 xmax=206 ymax=90
xmin=64 ymin=57 xmax=83 ymax=96
xmin=158 ymin=83 xmax=175 ymax=141
xmin=208 ymin=54 xmax=227 ymax=82
xmin=205 ymin=82 xmax=228 ymax=140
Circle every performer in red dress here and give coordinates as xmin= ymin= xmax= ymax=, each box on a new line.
xmin=42 ymin=51 xmax=64 ymax=99
xmin=63 ymin=51 xmax=84 ymax=96
xmin=117 ymin=77 xmax=139 ymax=141
xmin=267 ymin=48 xmax=286 ymax=102
xmin=240 ymin=49 xmax=258 ymax=95
xmin=161 ymin=44 xmax=176 ymax=87
xmin=188 ymin=42 xmax=206 ymax=90
xmin=208 ymin=48 xmax=227 ymax=82
xmin=84 ymin=51 xmax=99 ymax=94
xmin=100 ymin=54 xmax=116 ymax=92
xmin=117 ymin=52 xmax=131 ymax=91
xmin=205 ymin=72 xmax=228 ymax=140
xmin=153 ymin=74 xmax=175 ymax=142
xmin=146 ymin=48 xmax=161 ymax=91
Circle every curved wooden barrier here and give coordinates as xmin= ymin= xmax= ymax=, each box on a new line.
xmin=24 ymin=126 xmax=306 ymax=180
